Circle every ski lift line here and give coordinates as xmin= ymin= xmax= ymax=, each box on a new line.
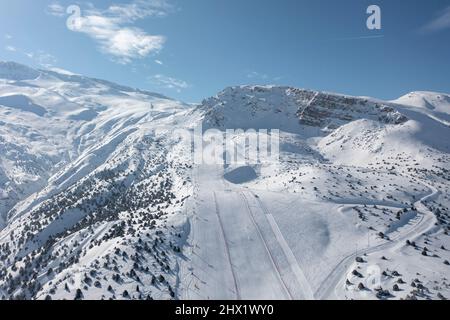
xmin=182 ymin=166 xmax=240 ymax=299
xmin=213 ymin=192 xmax=242 ymax=300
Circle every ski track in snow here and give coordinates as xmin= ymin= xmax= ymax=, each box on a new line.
xmin=213 ymin=192 xmax=242 ymax=300
xmin=247 ymin=191 xmax=315 ymax=299
xmin=182 ymin=165 xmax=311 ymax=299
xmin=239 ymin=191 xmax=292 ymax=300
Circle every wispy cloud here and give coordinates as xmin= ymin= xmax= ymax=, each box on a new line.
xmin=5 ymin=46 xmax=16 ymax=52
xmin=420 ymin=6 xmax=450 ymax=33
xmin=46 ymin=2 xmax=66 ymax=17
xmin=2 ymin=37 xmax=57 ymax=67
xmin=247 ymin=71 xmax=282 ymax=83
xmin=247 ymin=71 xmax=269 ymax=80
xmin=47 ymin=1 xmax=172 ymax=64
xmin=154 ymin=59 xmax=163 ymax=65
xmin=25 ymin=50 xmax=58 ymax=67
xmin=149 ymin=74 xmax=189 ymax=92
xmin=108 ymin=0 xmax=173 ymax=21
xmin=4 ymin=34 xmax=13 ymax=40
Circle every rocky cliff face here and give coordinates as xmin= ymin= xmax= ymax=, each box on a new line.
xmin=288 ymin=88 xmax=408 ymax=129
xmin=200 ymin=86 xmax=407 ymax=131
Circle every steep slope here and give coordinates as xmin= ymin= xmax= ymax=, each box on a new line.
xmin=0 ymin=62 xmax=187 ymax=224
xmin=0 ymin=62 xmax=194 ymax=300
xmin=0 ymin=61 xmax=41 ymax=81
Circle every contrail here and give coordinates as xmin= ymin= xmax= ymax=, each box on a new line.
xmin=332 ymin=35 xmax=385 ymax=41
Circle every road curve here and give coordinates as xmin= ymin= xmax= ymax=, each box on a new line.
xmin=315 ymin=179 xmax=439 ymax=300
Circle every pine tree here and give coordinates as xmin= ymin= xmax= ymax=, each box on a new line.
xmin=74 ymin=288 xmax=83 ymax=300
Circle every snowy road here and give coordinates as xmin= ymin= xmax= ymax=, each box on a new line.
xmin=314 ymin=179 xmax=439 ymax=300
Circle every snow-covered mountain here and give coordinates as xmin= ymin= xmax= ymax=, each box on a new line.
xmin=0 ymin=61 xmax=194 ymax=300
xmin=0 ymin=62 xmax=449 ymax=300
xmin=393 ymin=91 xmax=450 ymax=115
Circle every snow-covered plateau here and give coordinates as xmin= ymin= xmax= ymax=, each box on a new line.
xmin=0 ymin=61 xmax=449 ymax=300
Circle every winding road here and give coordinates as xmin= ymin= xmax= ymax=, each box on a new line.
xmin=314 ymin=179 xmax=439 ymax=299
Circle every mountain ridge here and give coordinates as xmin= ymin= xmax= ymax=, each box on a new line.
xmin=0 ymin=61 xmax=449 ymax=300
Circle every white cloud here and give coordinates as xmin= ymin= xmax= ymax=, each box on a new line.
xmin=421 ymin=6 xmax=450 ymax=33
xmin=273 ymin=76 xmax=283 ymax=82
xmin=154 ymin=59 xmax=163 ymax=65
xmin=4 ymin=34 xmax=12 ymax=40
xmin=5 ymin=46 xmax=16 ymax=52
xmin=47 ymin=1 xmax=171 ymax=64
xmin=46 ymin=2 xmax=66 ymax=17
xmin=75 ymin=17 xmax=166 ymax=64
xmin=24 ymin=50 xmax=57 ymax=67
xmin=2 ymin=40 xmax=57 ymax=67
xmin=150 ymin=74 xmax=189 ymax=92
xmin=107 ymin=0 xmax=173 ymax=21
xmin=247 ymin=71 xmax=269 ymax=80
xmin=247 ymin=71 xmax=282 ymax=82
xmin=47 ymin=67 xmax=80 ymax=76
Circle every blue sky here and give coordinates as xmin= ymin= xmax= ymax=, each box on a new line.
xmin=0 ymin=0 xmax=449 ymax=102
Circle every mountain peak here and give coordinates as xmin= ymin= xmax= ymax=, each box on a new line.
xmin=393 ymin=91 xmax=450 ymax=114
xmin=0 ymin=61 xmax=41 ymax=81
xmin=201 ymin=85 xmax=407 ymax=131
